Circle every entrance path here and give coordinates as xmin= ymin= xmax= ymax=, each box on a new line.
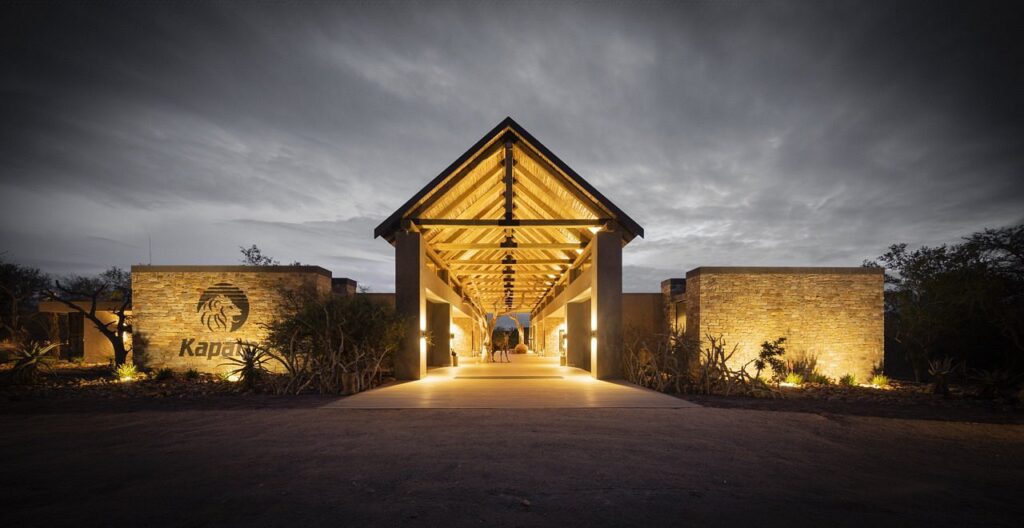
xmin=324 ymin=355 xmax=695 ymax=409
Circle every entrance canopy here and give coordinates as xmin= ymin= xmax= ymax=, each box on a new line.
xmin=376 ymin=117 xmax=642 ymax=317
xmin=376 ymin=117 xmax=643 ymax=380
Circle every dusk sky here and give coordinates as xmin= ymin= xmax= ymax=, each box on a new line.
xmin=2 ymin=1 xmax=1022 ymax=292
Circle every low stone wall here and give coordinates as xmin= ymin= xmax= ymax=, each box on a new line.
xmin=131 ymin=265 xmax=331 ymax=373
xmin=684 ymin=267 xmax=884 ymax=380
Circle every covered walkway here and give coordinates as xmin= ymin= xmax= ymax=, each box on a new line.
xmin=325 ymin=355 xmax=694 ymax=409
xmin=374 ymin=117 xmax=646 ymax=381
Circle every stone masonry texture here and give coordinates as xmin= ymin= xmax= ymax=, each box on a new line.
xmin=131 ymin=266 xmax=331 ymax=373
xmin=684 ymin=267 xmax=884 ymax=381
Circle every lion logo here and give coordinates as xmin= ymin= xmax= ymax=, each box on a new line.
xmin=196 ymin=283 xmax=249 ymax=332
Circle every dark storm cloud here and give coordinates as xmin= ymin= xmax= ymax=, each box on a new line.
xmin=1 ymin=1 xmax=1022 ymax=292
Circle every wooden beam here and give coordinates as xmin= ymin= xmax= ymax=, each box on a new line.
xmin=434 ymin=243 xmax=585 ymax=251
xmin=504 ymin=139 xmax=514 ymax=221
xmin=460 ymin=270 xmax=562 ymax=276
xmin=412 ymin=219 xmax=607 ymax=228
xmin=448 ymin=259 xmax=573 ymax=265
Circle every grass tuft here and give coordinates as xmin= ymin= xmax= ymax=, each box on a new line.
xmin=114 ymin=362 xmax=138 ymax=382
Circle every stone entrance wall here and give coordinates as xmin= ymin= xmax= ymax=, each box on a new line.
xmin=451 ymin=317 xmax=476 ymax=356
xmin=684 ymin=267 xmax=884 ymax=380
xmin=131 ymin=265 xmax=331 ymax=373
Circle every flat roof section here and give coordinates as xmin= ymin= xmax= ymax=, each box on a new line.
xmin=131 ymin=265 xmax=332 ymax=278
xmin=686 ymin=266 xmax=884 ymax=278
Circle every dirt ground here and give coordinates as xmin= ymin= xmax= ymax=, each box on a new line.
xmin=2 ymin=396 xmax=1022 ymax=527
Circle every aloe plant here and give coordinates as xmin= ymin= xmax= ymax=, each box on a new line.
xmin=220 ymin=341 xmax=271 ymax=392
xmin=928 ymin=356 xmax=956 ymax=395
xmin=11 ymin=342 xmax=58 ymax=383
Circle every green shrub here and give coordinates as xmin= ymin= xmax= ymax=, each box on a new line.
xmin=784 ymin=372 xmax=805 ymax=385
xmin=806 ymin=372 xmax=832 ymax=385
xmin=785 ymin=352 xmax=819 ymax=379
xmin=969 ymin=369 xmax=1021 ymax=399
xmin=10 ymin=341 xmax=57 ymax=383
xmin=622 ymin=326 xmax=698 ymax=394
xmin=265 ymin=287 xmax=405 ymax=395
xmin=184 ymin=368 xmax=200 ymax=380
xmin=869 ymin=374 xmax=889 ymax=388
xmin=839 ymin=374 xmax=858 ymax=386
xmin=114 ymin=361 xmax=138 ymax=381
xmin=754 ymin=337 xmax=787 ymax=382
xmin=154 ymin=367 xmax=174 ymax=381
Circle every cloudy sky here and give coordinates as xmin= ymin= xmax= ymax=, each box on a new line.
xmin=2 ymin=1 xmax=1022 ymax=292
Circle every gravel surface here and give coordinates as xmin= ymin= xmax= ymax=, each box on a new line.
xmin=2 ymin=397 xmax=1022 ymax=527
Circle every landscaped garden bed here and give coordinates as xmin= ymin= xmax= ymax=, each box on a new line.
xmin=0 ymin=362 xmax=243 ymax=402
xmin=682 ymin=380 xmax=1024 ymax=424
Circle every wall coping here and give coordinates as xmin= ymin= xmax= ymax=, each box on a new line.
xmin=131 ymin=265 xmax=332 ymax=278
xmin=686 ymin=266 xmax=883 ymax=278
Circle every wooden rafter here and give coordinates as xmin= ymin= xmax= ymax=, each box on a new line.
xmin=433 ymin=243 xmax=585 ymax=251
xmin=412 ymin=219 xmax=607 ymax=228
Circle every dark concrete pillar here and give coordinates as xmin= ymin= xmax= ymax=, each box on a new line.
xmin=395 ymin=231 xmax=426 ymax=380
xmin=593 ymin=228 xmax=623 ymax=379
xmin=426 ymin=300 xmax=451 ymax=367
xmin=566 ymin=300 xmax=591 ymax=371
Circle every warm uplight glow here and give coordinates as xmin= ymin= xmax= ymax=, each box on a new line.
xmin=779 ymin=382 xmax=801 ymax=388
xmin=227 ymin=373 xmax=240 ymax=382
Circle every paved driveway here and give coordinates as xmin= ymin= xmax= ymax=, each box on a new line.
xmin=325 ymin=355 xmax=694 ymax=409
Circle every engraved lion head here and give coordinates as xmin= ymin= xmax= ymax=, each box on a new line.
xmin=198 ymin=294 xmax=243 ymax=332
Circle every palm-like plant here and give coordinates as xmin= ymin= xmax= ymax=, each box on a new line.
xmin=220 ymin=341 xmax=271 ymax=392
xmin=11 ymin=342 xmax=58 ymax=383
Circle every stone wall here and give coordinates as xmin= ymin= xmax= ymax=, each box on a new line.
xmin=622 ymin=293 xmax=664 ymax=337
xmin=684 ymin=267 xmax=883 ymax=380
xmin=542 ymin=316 xmax=565 ymax=358
xmin=131 ymin=265 xmax=331 ymax=373
xmin=451 ymin=317 xmax=476 ymax=356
